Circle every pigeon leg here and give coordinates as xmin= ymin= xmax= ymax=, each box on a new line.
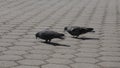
xmin=76 ymin=35 xmax=79 ymax=38
xmin=72 ymin=36 xmax=75 ymax=38
xmin=72 ymin=35 xmax=79 ymax=38
xmin=45 ymin=40 xmax=48 ymax=43
xmin=48 ymin=39 xmax=51 ymax=43
xmin=75 ymin=36 xmax=78 ymax=38
xmin=73 ymin=36 xmax=77 ymax=38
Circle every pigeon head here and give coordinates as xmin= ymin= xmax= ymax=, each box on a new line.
xmin=64 ymin=27 xmax=68 ymax=31
xmin=64 ymin=26 xmax=69 ymax=34
xmin=64 ymin=26 xmax=73 ymax=32
xmin=35 ymin=32 xmax=39 ymax=39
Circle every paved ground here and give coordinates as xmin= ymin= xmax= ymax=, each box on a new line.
xmin=0 ymin=0 xmax=120 ymax=68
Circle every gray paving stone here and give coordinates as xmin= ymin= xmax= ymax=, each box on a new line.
xmin=79 ymin=44 xmax=100 ymax=48
xmin=18 ymin=38 xmax=36 ymax=42
xmin=51 ymin=53 xmax=75 ymax=59
xmin=77 ymin=48 xmax=100 ymax=53
xmin=98 ymin=62 xmax=120 ymax=68
xmin=2 ymin=35 xmax=21 ymax=39
xmin=17 ymin=59 xmax=46 ymax=66
xmin=12 ymin=65 xmax=40 ymax=68
xmin=0 ymin=47 xmax=7 ymax=51
xmin=99 ymin=52 xmax=120 ymax=56
xmin=101 ymin=43 xmax=120 ymax=47
xmin=22 ymin=35 xmax=35 ymax=39
xmin=32 ymin=45 xmax=55 ymax=50
xmin=74 ymin=58 xmax=99 ymax=63
xmin=0 ymin=61 xmax=18 ymax=68
xmin=29 ymin=49 xmax=53 ymax=55
xmin=11 ymin=30 xmax=28 ymax=33
xmin=75 ymin=52 xmax=100 ymax=58
xmin=7 ymin=32 xmax=26 ymax=35
xmin=42 ymin=64 xmax=70 ymax=68
xmin=81 ymin=40 xmax=99 ymax=44
xmin=100 ymin=47 xmax=120 ymax=52
xmin=58 ymin=41 xmax=78 ymax=45
xmin=0 ymin=55 xmax=23 ymax=61
xmin=0 ymin=39 xmax=17 ymax=43
xmin=9 ymin=46 xmax=33 ymax=50
xmin=98 ymin=56 xmax=120 ymax=62
xmin=54 ymin=49 xmax=76 ymax=54
xmin=55 ymin=44 xmax=79 ymax=49
xmin=71 ymin=63 xmax=100 ymax=68
xmin=14 ymin=42 xmax=35 ymax=46
xmin=23 ymin=54 xmax=49 ymax=60
xmin=3 ymin=50 xmax=27 ymax=55
xmin=101 ymin=40 xmax=119 ymax=44
xmin=46 ymin=58 xmax=73 ymax=64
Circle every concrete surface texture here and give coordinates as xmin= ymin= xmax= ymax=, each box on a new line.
xmin=0 ymin=0 xmax=120 ymax=68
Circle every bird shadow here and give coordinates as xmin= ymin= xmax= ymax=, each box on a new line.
xmin=72 ymin=37 xmax=99 ymax=40
xmin=41 ymin=41 xmax=70 ymax=47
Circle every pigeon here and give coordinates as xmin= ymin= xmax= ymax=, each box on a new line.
xmin=35 ymin=30 xmax=65 ymax=43
xmin=64 ymin=26 xmax=95 ymax=38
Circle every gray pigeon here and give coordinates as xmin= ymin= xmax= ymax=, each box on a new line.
xmin=64 ymin=26 xmax=95 ymax=38
xmin=35 ymin=30 xmax=65 ymax=43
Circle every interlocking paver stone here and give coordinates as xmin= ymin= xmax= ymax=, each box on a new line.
xmin=14 ymin=42 xmax=35 ymax=46
xmin=17 ymin=59 xmax=46 ymax=66
xmin=0 ymin=39 xmax=17 ymax=43
xmin=100 ymin=47 xmax=120 ymax=52
xmin=12 ymin=65 xmax=40 ymax=68
xmin=74 ymin=58 xmax=99 ymax=63
xmin=98 ymin=62 xmax=120 ymax=68
xmin=29 ymin=49 xmax=53 ymax=55
xmin=0 ymin=61 xmax=18 ymax=68
xmin=32 ymin=45 xmax=55 ymax=50
xmin=0 ymin=55 xmax=23 ymax=61
xmin=9 ymin=46 xmax=33 ymax=50
xmin=101 ymin=43 xmax=120 ymax=47
xmin=98 ymin=56 xmax=120 ymax=62
xmin=77 ymin=48 xmax=100 ymax=53
xmin=0 ymin=47 xmax=7 ymax=51
xmin=51 ymin=53 xmax=75 ymax=59
xmin=99 ymin=52 xmax=120 ymax=56
xmin=23 ymin=54 xmax=49 ymax=60
xmin=75 ymin=52 xmax=100 ymax=58
xmin=3 ymin=50 xmax=27 ymax=55
xmin=79 ymin=44 xmax=100 ymax=48
xmin=46 ymin=58 xmax=73 ymax=64
xmin=54 ymin=49 xmax=77 ymax=54
xmin=71 ymin=63 xmax=100 ymax=68
xmin=42 ymin=64 xmax=70 ymax=68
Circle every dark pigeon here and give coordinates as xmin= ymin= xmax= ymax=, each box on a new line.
xmin=64 ymin=26 xmax=95 ymax=38
xmin=35 ymin=30 xmax=65 ymax=43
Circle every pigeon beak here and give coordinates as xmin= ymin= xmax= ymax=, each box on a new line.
xmin=91 ymin=31 xmax=95 ymax=32
xmin=89 ymin=31 xmax=95 ymax=33
xmin=63 ymin=30 xmax=67 ymax=34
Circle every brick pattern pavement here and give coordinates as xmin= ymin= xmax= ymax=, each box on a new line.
xmin=0 ymin=0 xmax=120 ymax=68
